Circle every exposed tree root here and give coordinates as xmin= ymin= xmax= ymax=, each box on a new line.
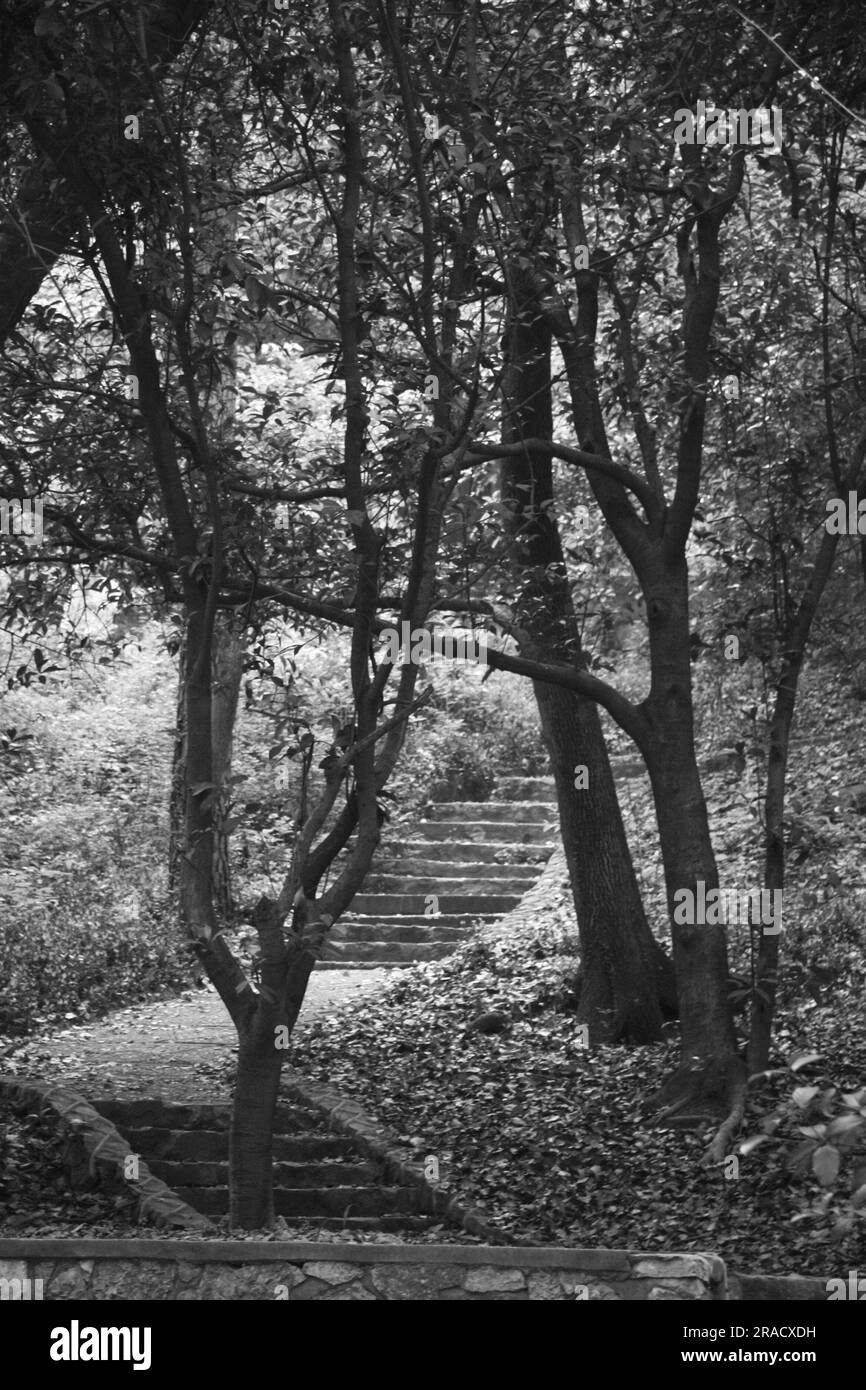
xmin=704 ymin=1067 xmax=748 ymax=1165
xmin=651 ymin=1053 xmax=748 ymax=1155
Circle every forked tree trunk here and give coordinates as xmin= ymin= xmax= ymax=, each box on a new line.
xmin=501 ymin=282 xmax=676 ymax=1041
xmin=228 ymin=900 xmax=328 ymax=1227
xmin=537 ymin=682 xmax=677 ymax=1040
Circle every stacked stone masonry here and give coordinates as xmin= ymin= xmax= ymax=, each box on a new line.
xmin=0 ymin=1244 xmax=726 ymax=1300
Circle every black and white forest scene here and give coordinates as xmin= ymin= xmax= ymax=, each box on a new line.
xmin=0 ymin=0 xmax=864 ymax=1355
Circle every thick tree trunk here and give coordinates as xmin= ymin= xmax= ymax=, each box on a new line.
xmin=231 ymin=1020 xmax=283 ymax=1229
xmin=168 ymin=620 xmax=243 ymax=918
xmin=0 ymin=2 xmax=214 ymax=345
xmin=537 ymin=682 xmax=677 ymax=1041
xmin=642 ymin=556 xmax=743 ymax=1125
xmin=227 ymin=896 xmax=327 ymax=1227
xmin=500 ymin=279 xmax=675 ymax=1042
xmin=649 ymin=748 xmax=742 ymax=1117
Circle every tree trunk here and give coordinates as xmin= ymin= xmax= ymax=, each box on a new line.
xmin=168 ymin=632 xmax=187 ymax=893
xmin=231 ymin=1017 xmax=283 ymax=1229
xmin=642 ymin=555 xmax=743 ymax=1126
xmin=748 ymin=525 xmax=840 ymax=1072
xmin=500 ymin=279 xmax=675 ymax=1042
xmin=211 ymin=616 xmax=244 ymax=922
xmin=747 ymin=711 xmax=787 ymax=1077
xmin=537 ymin=682 xmax=677 ymax=1040
xmin=168 ymin=618 xmax=243 ymax=920
xmin=227 ymin=891 xmax=329 ymax=1227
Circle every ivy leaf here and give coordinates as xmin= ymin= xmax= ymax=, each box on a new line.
xmin=825 ymin=1114 xmax=863 ymax=1139
xmin=788 ymin=1051 xmax=823 ymax=1071
xmin=812 ymin=1144 xmax=840 ymax=1187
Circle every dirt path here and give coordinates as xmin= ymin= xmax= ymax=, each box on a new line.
xmin=3 ymin=970 xmax=393 ymax=1103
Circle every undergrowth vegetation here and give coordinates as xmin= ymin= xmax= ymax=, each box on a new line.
xmin=0 ymin=626 xmax=189 ymax=1036
xmin=0 ymin=620 xmax=547 ymax=1034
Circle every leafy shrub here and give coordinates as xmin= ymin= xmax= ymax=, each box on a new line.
xmin=741 ymin=1054 xmax=866 ymax=1247
xmin=0 ymin=625 xmax=192 ymax=1036
xmin=0 ymin=893 xmax=191 ymax=1036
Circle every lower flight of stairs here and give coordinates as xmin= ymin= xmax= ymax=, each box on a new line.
xmin=318 ymin=775 xmax=558 ymax=970
xmin=92 ymin=1089 xmax=443 ymax=1231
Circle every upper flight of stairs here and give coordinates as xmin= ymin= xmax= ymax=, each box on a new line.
xmin=318 ymin=775 xmax=559 ymax=970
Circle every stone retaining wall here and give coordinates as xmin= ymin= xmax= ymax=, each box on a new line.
xmin=0 ymin=1241 xmax=726 ymax=1300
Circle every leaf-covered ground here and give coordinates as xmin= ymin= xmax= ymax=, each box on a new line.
xmin=3 ymin=678 xmax=865 ymax=1271
xmin=287 ymin=900 xmax=865 ymax=1276
xmin=285 ymin=683 xmax=866 ymax=1279
xmin=0 ymin=1098 xmax=144 ymax=1238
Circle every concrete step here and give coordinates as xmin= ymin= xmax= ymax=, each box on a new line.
xmin=329 ymin=921 xmax=469 ymax=943
xmin=375 ymin=858 xmax=541 ymax=879
xmin=313 ymin=960 xmax=407 ymax=971
xmin=339 ymin=913 xmax=500 ymax=929
xmin=320 ymin=939 xmax=458 ymax=964
xmin=381 ymin=840 xmax=552 ymax=863
xmin=351 ymin=892 xmax=523 ymax=916
xmin=424 ymin=801 xmax=555 ymax=822
xmin=92 ymin=1100 xmax=324 ymax=1134
xmin=97 ymin=1083 xmax=446 ymax=1234
xmin=409 ymin=821 xmax=554 ymax=844
xmin=120 ymin=1128 xmax=359 ymax=1163
xmin=147 ymin=1159 xmax=379 ymax=1187
xmin=173 ymin=1185 xmax=423 ymax=1217
xmin=363 ymin=875 xmax=536 ymax=895
xmin=493 ymin=777 xmax=555 ymax=801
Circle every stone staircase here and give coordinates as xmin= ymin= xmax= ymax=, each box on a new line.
xmin=318 ymin=775 xmax=558 ymax=970
xmin=92 ymin=1088 xmax=440 ymax=1231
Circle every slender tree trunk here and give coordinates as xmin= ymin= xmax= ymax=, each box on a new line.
xmin=168 ymin=633 xmax=187 ymax=892
xmin=747 ymin=708 xmax=788 ymax=1077
xmin=501 ymin=281 xmax=675 ymax=1041
xmin=748 ymin=525 xmax=841 ymax=1072
xmin=211 ymin=615 xmax=244 ymax=921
